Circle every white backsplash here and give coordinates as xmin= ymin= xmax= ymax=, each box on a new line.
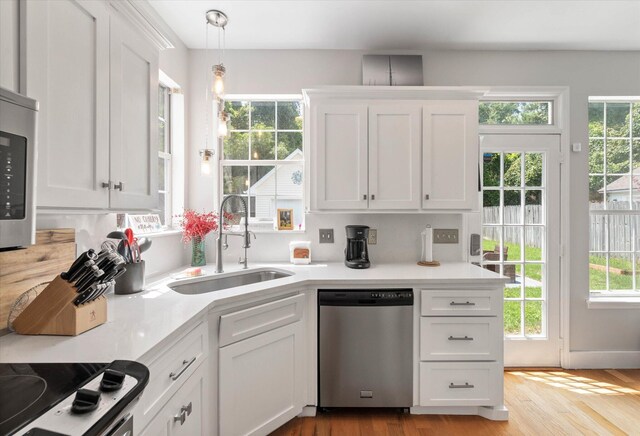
xmin=214 ymin=213 xmax=468 ymax=265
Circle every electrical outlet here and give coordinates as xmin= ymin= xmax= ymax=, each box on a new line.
xmin=319 ymin=229 xmax=334 ymax=243
xmin=433 ymin=229 xmax=459 ymax=244
xmin=368 ymin=229 xmax=377 ymax=245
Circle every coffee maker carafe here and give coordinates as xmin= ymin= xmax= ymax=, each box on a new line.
xmin=345 ymin=225 xmax=370 ymax=269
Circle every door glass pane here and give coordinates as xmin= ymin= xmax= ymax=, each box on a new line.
xmin=482 ymin=153 xmax=501 ymax=187
xmin=504 ymin=301 xmax=522 ymax=336
xmin=483 ymin=191 xmax=500 ymax=224
xmin=524 ymin=301 xmax=543 ymax=336
xmin=504 ymin=190 xmax=522 ymax=224
xmin=503 ymin=226 xmax=522 ymax=262
xmin=525 ymin=153 xmax=543 ymax=187
xmin=503 ymin=153 xmax=522 ymax=186
xmin=525 ymin=190 xmax=543 ymax=224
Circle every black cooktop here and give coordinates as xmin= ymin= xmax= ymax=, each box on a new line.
xmin=0 ymin=363 xmax=107 ymax=435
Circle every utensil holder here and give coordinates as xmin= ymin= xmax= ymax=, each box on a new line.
xmin=115 ymin=261 xmax=145 ymax=295
xmin=12 ymin=275 xmax=107 ymax=336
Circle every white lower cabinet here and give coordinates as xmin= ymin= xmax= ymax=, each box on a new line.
xmin=419 ymin=362 xmax=501 ymax=406
xmin=140 ymin=361 xmax=209 ymax=436
xmin=418 ymin=287 xmax=504 ymax=412
xmin=219 ymin=321 xmax=305 ymax=436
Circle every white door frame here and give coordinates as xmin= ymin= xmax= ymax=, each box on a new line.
xmin=479 ymin=87 xmax=571 ymax=368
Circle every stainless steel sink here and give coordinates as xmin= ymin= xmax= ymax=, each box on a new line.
xmin=169 ymin=269 xmax=292 ymax=295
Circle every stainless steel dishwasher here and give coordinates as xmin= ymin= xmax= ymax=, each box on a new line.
xmin=318 ymin=289 xmax=413 ymax=408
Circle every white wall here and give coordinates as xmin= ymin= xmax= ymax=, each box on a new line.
xmin=0 ymin=0 xmax=20 ymax=91
xmin=187 ymin=49 xmax=640 ymax=354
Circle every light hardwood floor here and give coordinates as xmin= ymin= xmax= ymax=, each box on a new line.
xmin=270 ymin=370 xmax=640 ymax=435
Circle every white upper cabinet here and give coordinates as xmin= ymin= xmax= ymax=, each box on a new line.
xmin=25 ymin=0 xmax=111 ymax=209
xmin=109 ymin=15 xmax=159 ymax=210
xmin=368 ymin=104 xmax=421 ymax=210
xmin=313 ymin=104 xmax=369 ymax=210
xmin=422 ymin=101 xmax=479 ymax=210
xmin=22 ymin=0 xmax=160 ymax=211
xmin=306 ymin=88 xmax=480 ymax=212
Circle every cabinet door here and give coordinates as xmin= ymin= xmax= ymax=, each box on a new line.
xmin=109 ymin=15 xmax=159 ymax=210
xmin=25 ymin=0 xmax=110 ymax=208
xmin=140 ymin=362 xmax=209 ymax=436
xmin=314 ymin=104 xmax=368 ymax=210
xmin=369 ymin=104 xmax=421 ymax=209
xmin=422 ymin=101 xmax=479 ymax=210
xmin=219 ymin=322 xmax=304 ymax=436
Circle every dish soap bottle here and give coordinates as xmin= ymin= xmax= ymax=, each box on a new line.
xmin=421 ymin=225 xmax=433 ymax=262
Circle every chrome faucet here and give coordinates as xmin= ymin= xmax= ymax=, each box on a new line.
xmin=216 ymin=195 xmax=253 ymax=273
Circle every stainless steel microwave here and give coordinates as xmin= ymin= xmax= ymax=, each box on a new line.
xmin=0 ymin=87 xmax=38 ymax=249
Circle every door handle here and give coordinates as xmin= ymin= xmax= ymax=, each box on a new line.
xmin=450 ymin=301 xmax=476 ymax=306
xmin=449 ymin=382 xmax=474 ymax=389
xmin=448 ymin=335 xmax=474 ymax=341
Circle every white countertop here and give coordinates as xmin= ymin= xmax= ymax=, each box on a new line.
xmin=0 ymin=261 xmax=506 ymax=364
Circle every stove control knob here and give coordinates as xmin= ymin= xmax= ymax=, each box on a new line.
xmin=100 ymin=369 xmax=126 ymax=392
xmin=71 ymin=389 xmax=101 ymax=414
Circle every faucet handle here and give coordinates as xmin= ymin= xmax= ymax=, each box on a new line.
xmin=238 ymin=256 xmax=245 ymax=264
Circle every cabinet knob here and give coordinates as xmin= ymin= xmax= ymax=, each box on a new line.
xmin=114 ymin=181 xmax=124 ymax=191
xmin=425 ymin=194 xmax=430 ymax=200
xmin=363 ymin=194 xmax=367 ymax=200
xmin=371 ymin=194 xmax=375 ymax=200
xmin=174 ymin=410 xmax=187 ymax=425
xmin=101 ymin=181 xmax=111 ymax=190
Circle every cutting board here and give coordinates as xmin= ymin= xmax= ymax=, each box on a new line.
xmin=0 ymin=229 xmax=76 ymax=333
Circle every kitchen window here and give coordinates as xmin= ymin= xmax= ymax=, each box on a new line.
xmin=479 ymin=101 xmax=553 ymax=125
xmin=220 ymin=97 xmax=304 ymax=231
xmin=158 ymin=84 xmax=172 ymax=226
xmin=588 ymin=98 xmax=640 ymax=299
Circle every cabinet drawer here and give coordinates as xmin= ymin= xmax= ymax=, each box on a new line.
xmin=420 ymin=317 xmax=499 ymax=361
xmin=421 ymin=290 xmax=498 ymax=316
xmin=219 ymin=294 xmax=304 ymax=347
xmin=139 ymin=322 xmax=208 ymax=425
xmin=419 ymin=362 xmax=501 ymax=406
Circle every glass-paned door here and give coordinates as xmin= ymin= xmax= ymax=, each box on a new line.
xmin=481 ymin=134 xmax=561 ymax=367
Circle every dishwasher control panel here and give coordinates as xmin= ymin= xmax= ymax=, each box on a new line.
xmin=318 ymin=289 xmax=413 ymax=306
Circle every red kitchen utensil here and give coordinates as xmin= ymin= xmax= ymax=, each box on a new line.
xmin=124 ymin=228 xmax=134 ymax=245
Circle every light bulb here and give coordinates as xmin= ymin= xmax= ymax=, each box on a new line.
xmin=212 ymin=64 xmax=225 ymax=96
xmin=199 ymin=149 xmax=214 ymax=176
xmin=201 ymin=159 xmax=212 ymax=175
xmin=218 ymin=115 xmax=228 ymax=137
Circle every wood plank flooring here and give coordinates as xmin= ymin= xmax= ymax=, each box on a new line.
xmin=270 ymin=369 xmax=640 ymax=436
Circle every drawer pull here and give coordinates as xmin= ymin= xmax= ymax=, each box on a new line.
xmin=450 ymin=301 xmax=475 ymax=306
xmin=448 ymin=335 xmax=474 ymax=341
xmin=449 ymin=382 xmax=474 ymax=389
xmin=169 ymin=356 xmax=196 ymax=381
xmin=173 ymin=402 xmax=192 ymax=425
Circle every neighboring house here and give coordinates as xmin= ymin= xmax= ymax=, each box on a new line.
xmin=246 ymin=149 xmax=304 ymax=228
xmin=598 ymin=167 xmax=640 ymax=203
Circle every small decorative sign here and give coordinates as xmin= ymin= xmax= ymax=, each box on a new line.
xmin=127 ymin=214 xmax=163 ymax=234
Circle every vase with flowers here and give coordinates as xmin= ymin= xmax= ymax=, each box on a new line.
xmin=179 ymin=209 xmax=219 ymax=266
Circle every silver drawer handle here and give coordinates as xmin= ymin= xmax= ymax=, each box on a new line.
xmin=450 ymin=301 xmax=475 ymax=306
xmin=448 ymin=335 xmax=474 ymax=341
xmin=169 ymin=356 xmax=196 ymax=381
xmin=449 ymin=382 xmax=474 ymax=389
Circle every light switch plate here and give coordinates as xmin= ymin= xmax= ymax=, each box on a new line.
xmin=319 ymin=229 xmax=334 ymax=243
xmin=368 ymin=229 xmax=377 ymax=245
xmin=433 ymin=229 xmax=459 ymax=244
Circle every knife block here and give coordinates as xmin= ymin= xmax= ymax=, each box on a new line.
xmin=12 ymin=275 xmax=107 ymax=336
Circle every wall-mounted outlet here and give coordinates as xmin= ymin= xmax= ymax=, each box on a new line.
xmin=368 ymin=229 xmax=377 ymax=245
xmin=434 ymin=228 xmax=459 ymax=244
xmin=319 ymin=229 xmax=334 ymax=243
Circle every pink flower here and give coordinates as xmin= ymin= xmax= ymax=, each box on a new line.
xmin=177 ymin=209 xmax=220 ymax=243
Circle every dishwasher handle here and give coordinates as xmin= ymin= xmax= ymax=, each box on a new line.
xmin=318 ymin=289 xmax=413 ymax=306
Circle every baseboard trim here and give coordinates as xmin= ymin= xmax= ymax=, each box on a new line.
xmin=298 ymin=406 xmax=317 ymax=417
xmin=566 ymin=351 xmax=640 ymax=369
xmin=410 ymin=406 xmax=508 ymax=421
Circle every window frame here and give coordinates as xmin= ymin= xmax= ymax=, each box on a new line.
xmin=219 ymin=94 xmax=305 ymax=232
xmin=158 ymin=83 xmax=172 ymax=228
xmin=587 ymin=96 xmax=640 ymax=298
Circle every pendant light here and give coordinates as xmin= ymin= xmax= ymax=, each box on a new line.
xmin=199 ymin=9 xmax=229 ymax=175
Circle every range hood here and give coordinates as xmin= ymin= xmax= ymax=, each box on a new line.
xmin=362 ymin=55 xmax=423 ymax=86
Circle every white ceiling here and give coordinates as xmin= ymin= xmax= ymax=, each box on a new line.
xmin=148 ymin=1 xmax=640 ymax=51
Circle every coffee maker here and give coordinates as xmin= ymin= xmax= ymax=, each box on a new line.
xmin=344 ymin=225 xmax=370 ymax=269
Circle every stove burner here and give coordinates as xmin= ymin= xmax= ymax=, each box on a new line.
xmin=0 ymin=375 xmax=47 ymax=425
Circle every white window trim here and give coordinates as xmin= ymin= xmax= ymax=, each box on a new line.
xmin=587 ymin=97 xmax=639 ymax=300
xmin=219 ymin=94 xmax=305 ymax=232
